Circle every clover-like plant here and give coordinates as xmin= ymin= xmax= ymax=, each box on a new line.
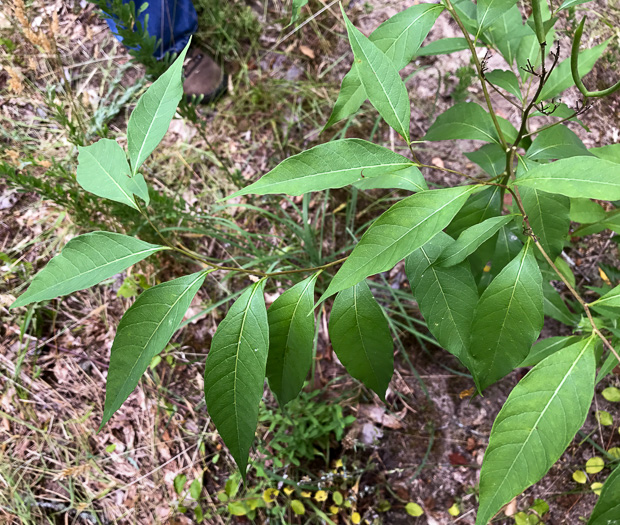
xmin=12 ymin=1 xmax=620 ymax=522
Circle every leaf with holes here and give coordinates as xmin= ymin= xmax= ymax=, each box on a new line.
xmin=329 ymin=280 xmax=393 ymax=400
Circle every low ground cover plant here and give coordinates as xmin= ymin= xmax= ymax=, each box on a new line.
xmin=10 ymin=0 xmax=620 ymax=523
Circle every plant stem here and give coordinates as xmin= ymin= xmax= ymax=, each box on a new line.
xmin=443 ymin=0 xmax=508 ymax=149
xmin=510 ymin=186 xmax=620 ymax=365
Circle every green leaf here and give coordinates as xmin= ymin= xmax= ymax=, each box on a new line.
xmin=588 ymin=465 xmax=620 ymax=525
xmin=102 ymin=272 xmax=206 ymax=426
xmin=405 ymin=502 xmax=424 ymax=517
xmin=290 ymin=0 xmax=308 ymax=24
xmin=447 ymin=186 xmax=502 ymax=237
xmin=438 ymin=215 xmax=517 ymax=268
xmin=476 ymin=337 xmax=597 ymax=525
xmin=329 ymin=280 xmax=393 ymax=400
xmin=520 ymin=335 xmax=582 ymax=367
xmin=341 ymin=6 xmax=410 ymax=141
xmin=559 ymin=0 xmax=593 ymax=11
xmin=228 ymin=139 xmax=413 ymax=198
xmin=415 ymin=37 xmax=471 ymax=56
xmin=527 ymin=125 xmax=591 ymax=160
xmin=76 ymin=139 xmax=148 ymax=210
xmin=492 ymin=224 xmax=523 ymax=275
xmin=11 ymin=232 xmax=166 ymax=309
xmin=423 ymin=102 xmax=516 ymax=144
xmin=602 ymin=387 xmax=620 ymax=402
xmin=537 ymin=40 xmax=609 ymax=102
xmin=127 ymin=40 xmax=190 ymax=173
xmin=325 ymin=2 xmax=443 ymax=130
xmin=470 ymin=240 xmax=544 ymax=390
xmin=514 ymin=157 xmax=620 ymax=200
xmin=543 ymin=281 xmax=578 ymax=326
xmin=405 ymin=233 xmax=478 ymax=367
xmin=520 ymin=188 xmax=569 ymax=260
xmin=266 ymin=274 xmax=317 ymax=405
xmin=590 ymin=285 xmax=620 ymax=309
xmin=484 ymin=69 xmax=522 ymax=100
xmin=174 ymin=474 xmax=187 ymax=495
xmin=590 ymin=144 xmax=620 ymax=163
xmin=483 ymin=6 xmax=532 ymax=66
xmin=204 ymin=281 xmax=268 ymax=475
xmin=320 ymin=185 xmax=480 ymax=301
xmin=353 ymin=164 xmax=428 ymax=192
xmin=570 ymin=198 xmax=606 ymax=224
xmin=477 ymin=0 xmax=517 ymax=33
xmin=464 ymin=143 xmax=507 ymax=177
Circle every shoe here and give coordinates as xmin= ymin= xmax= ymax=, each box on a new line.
xmin=183 ymin=46 xmax=227 ymax=104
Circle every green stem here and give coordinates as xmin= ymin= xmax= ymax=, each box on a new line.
xmin=532 ymin=0 xmax=547 ymax=45
xmin=571 ymin=16 xmax=620 ymax=99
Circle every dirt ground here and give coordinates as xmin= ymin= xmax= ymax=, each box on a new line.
xmin=1 ymin=0 xmax=620 ymax=524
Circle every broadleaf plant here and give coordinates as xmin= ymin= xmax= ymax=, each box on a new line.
xmin=11 ymin=1 xmax=620 ymax=521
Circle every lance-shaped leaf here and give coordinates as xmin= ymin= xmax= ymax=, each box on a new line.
xmin=405 ymin=233 xmax=478 ymax=368
xmin=423 ymin=102 xmax=517 ymax=144
xmin=464 ymin=143 xmax=507 ymax=177
xmin=570 ymin=198 xmax=606 ymax=224
xmin=438 ymin=215 xmax=517 ymax=268
xmin=527 ymin=125 xmax=591 ymax=160
xmin=11 ymin=232 xmax=167 ymax=309
xmin=228 ymin=139 xmax=413 ymax=198
xmin=514 ymin=157 xmax=620 ymax=201
xmin=470 ymin=240 xmax=544 ymax=390
xmin=325 ymin=4 xmax=442 ymax=129
xmin=537 ymin=40 xmax=609 ymax=102
xmin=477 ymin=0 xmax=517 ymax=33
xmin=519 ymin=186 xmax=569 ymax=261
xmin=483 ymin=6 xmax=532 ymax=66
xmin=484 ymin=69 xmax=522 ymax=100
xmin=329 ymin=280 xmax=393 ymax=400
xmin=266 ymin=274 xmax=318 ymax=406
xmin=127 ymin=41 xmax=190 ymax=173
xmin=516 ymin=157 xmax=571 ymax=258
xmin=102 ymin=271 xmax=206 ymax=426
xmin=447 ymin=185 xmax=502 ymax=237
xmin=520 ymin=335 xmax=582 ymax=368
xmin=326 ymin=4 xmax=441 ymax=129
xmin=204 ymin=281 xmax=268 ymax=475
xmin=353 ymin=165 xmax=428 ymax=192
xmin=76 ymin=139 xmax=149 ymax=210
xmin=588 ymin=465 xmax=620 ymax=525
xmin=476 ymin=337 xmax=597 ymax=525
xmin=341 ymin=7 xmax=410 ymax=141
xmin=321 ymin=185 xmax=480 ymax=301
xmin=543 ymin=281 xmax=578 ymax=326
xmin=492 ymin=225 xmax=523 ymax=275
xmin=416 ymin=37 xmax=471 ymax=56
xmin=590 ymin=285 xmax=620 ymax=310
